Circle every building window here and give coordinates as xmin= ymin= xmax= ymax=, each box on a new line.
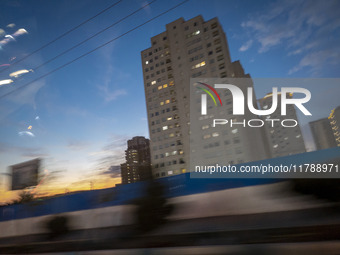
xmin=214 ymin=38 xmax=221 ymax=45
xmin=231 ymin=128 xmax=238 ymax=134
xmin=186 ymin=30 xmax=200 ymax=38
xmin=203 ymin=134 xmax=211 ymax=139
xmin=191 ymin=61 xmax=206 ymax=69
xmin=220 ymin=72 xmax=227 ymax=78
xmin=217 ymin=55 xmax=224 ymax=61
xmin=211 ymin=22 xmax=218 ymax=29
xmin=233 ymin=137 xmax=240 ymax=143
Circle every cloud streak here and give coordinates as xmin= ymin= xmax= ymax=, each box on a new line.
xmin=239 ymin=39 xmax=253 ymax=52
xmin=240 ymin=0 xmax=340 ymax=75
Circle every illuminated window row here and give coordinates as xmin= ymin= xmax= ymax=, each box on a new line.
xmin=154 ymin=150 xmax=184 ymax=161
xmin=191 ymin=61 xmax=206 ymax=69
xmin=203 ymin=132 xmax=220 ymax=139
xmin=160 ymin=98 xmax=176 ymax=106
xmin=152 ymin=123 xmax=180 ymax=133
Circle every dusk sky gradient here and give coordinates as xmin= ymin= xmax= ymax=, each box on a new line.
xmin=0 ymin=0 xmax=339 ymax=202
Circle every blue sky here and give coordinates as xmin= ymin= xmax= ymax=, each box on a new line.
xmin=0 ymin=0 xmax=339 ymax=199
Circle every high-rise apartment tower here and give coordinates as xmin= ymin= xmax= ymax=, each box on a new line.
xmin=121 ymin=136 xmax=152 ymax=184
xmin=141 ymin=16 xmax=268 ymax=178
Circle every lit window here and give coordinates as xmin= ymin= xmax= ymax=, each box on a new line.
xmin=203 ymin=134 xmax=211 ymax=139
xmin=151 ymin=81 xmax=156 ymax=85
xmin=163 ymin=84 xmax=168 ymax=88
xmin=231 ymin=129 xmax=238 ymax=134
xmin=191 ymin=61 xmax=206 ymax=69
xmin=186 ymin=30 xmax=201 ymax=38
xmin=212 ymin=132 xmax=219 ymax=137
xmin=165 ymin=99 xmax=170 ymax=104
xmin=273 ymin=144 xmax=278 ymax=148
xmin=158 ymin=85 xmax=162 ymax=90
xmin=169 ymin=81 xmax=174 ymax=86
xmin=160 ymin=102 xmax=164 ymax=106
xmin=167 ymin=117 xmax=172 ymax=121
xmin=202 ymin=125 xmax=209 ymax=130
xmin=163 ymin=126 xmax=168 ymax=130
xmin=165 ymin=152 xmax=170 ymax=157
xmin=172 ymin=150 xmax=177 ymax=155
xmin=145 ymin=61 xmax=149 ymax=65
xmin=296 ymin=134 xmax=301 ymax=138
xmin=168 ymin=171 xmax=173 ymax=175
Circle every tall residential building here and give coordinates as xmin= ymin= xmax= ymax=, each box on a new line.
xmin=120 ymin=136 xmax=152 ymax=184
xmin=258 ymin=92 xmax=306 ymax=158
xmin=329 ymin=106 xmax=340 ymax=147
xmin=310 ymin=118 xmax=337 ymax=150
xmin=141 ymin=16 xmax=268 ymax=178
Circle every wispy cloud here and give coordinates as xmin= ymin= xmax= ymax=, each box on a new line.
xmin=239 ymin=39 xmax=253 ymax=52
xmin=98 ymin=84 xmax=126 ymax=102
xmin=0 ymin=80 xmax=45 ymax=121
xmin=240 ymin=0 xmax=340 ymax=75
xmin=96 ymin=45 xmax=127 ymax=103
xmin=0 ymin=142 xmax=49 ymax=159
xmin=99 ymin=165 xmax=121 ymax=178
xmin=67 ymin=140 xmax=90 ymax=151
xmin=90 ymin=134 xmax=127 ymax=172
xmin=288 ymin=49 xmax=340 ymax=75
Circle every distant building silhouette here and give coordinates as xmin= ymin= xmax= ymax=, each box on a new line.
xmin=258 ymin=92 xmax=306 ymax=158
xmin=310 ymin=118 xmax=337 ymax=150
xmin=329 ymin=106 xmax=340 ymax=147
xmin=121 ymin=136 xmax=152 ymax=184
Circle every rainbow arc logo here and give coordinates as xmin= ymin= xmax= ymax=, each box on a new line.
xmin=196 ymin=82 xmax=222 ymax=115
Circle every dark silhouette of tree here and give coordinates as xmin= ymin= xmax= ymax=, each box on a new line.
xmin=46 ymin=216 xmax=70 ymax=239
xmin=292 ymin=179 xmax=340 ymax=203
xmin=134 ymin=181 xmax=174 ymax=233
